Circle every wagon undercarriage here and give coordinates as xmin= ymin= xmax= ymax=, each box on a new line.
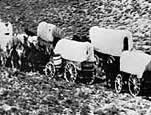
xmin=44 ymin=55 xmax=97 ymax=84
xmin=114 ymin=70 xmax=151 ymax=96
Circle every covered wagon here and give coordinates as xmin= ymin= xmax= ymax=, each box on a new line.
xmin=19 ymin=21 xmax=64 ymax=73
xmin=37 ymin=21 xmax=63 ymax=49
xmin=0 ymin=21 xmax=13 ymax=51
xmin=115 ymin=50 xmax=151 ymax=96
xmin=89 ymin=26 xmax=133 ymax=87
xmin=89 ymin=26 xmax=133 ymax=56
xmin=44 ymin=39 xmax=96 ymax=83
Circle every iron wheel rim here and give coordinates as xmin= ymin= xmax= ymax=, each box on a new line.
xmin=64 ymin=63 xmax=77 ymax=83
xmin=115 ymin=74 xmax=123 ymax=93
xmin=44 ymin=62 xmax=55 ymax=78
xmin=128 ymin=74 xmax=141 ymax=97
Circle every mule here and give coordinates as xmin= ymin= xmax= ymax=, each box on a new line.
xmin=26 ymin=42 xmax=50 ymax=73
xmin=5 ymin=36 xmax=22 ymax=70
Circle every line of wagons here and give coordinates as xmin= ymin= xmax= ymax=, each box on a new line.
xmin=43 ymin=24 xmax=151 ymax=97
xmin=0 ymin=21 xmax=151 ymax=97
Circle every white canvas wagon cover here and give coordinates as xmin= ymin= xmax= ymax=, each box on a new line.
xmin=37 ymin=21 xmax=62 ymax=42
xmin=54 ymin=39 xmax=95 ymax=62
xmin=120 ymin=50 xmax=151 ymax=78
xmin=89 ymin=26 xmax=133 ymax=56
xmin=0 ymin=21 xmax=13 ymax=51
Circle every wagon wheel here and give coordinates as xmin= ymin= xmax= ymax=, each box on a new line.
xmin=107 ymin=56 xmax=115 ymax=64
xmin=128 ymin=74 xmax=141 ymax=97
xmin=87 ymin=71 xmax=96 ymax=85
xmin=44 ymin=61 xmax=55 ymax=78
xmin=94 ymin=55 xmax=105 ymax=77
xmin=64 ymin=62 xmax=77 ymax=83
xmin=115 ymin=74 xmax=123 ymax=94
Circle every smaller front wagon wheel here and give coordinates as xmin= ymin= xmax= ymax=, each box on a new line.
xmin=44 ymin=61 xmax=55 ymax=78
xmin=115 ymin=73 xmax=123 ymax=94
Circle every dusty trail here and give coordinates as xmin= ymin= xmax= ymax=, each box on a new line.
xmin=0 ymin=67 xmax=150 ymax=114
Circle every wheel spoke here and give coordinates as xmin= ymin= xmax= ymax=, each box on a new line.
xmin=129 ymin=78 xmax=133 ymax=84
xmin=134 ymin=87 xmax=140 ymax=93
xmin=129 ymin=81 xmax=135 ymax=87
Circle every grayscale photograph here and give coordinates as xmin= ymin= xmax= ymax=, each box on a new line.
xmin=0 ymin=0 xmax=151 ymax=114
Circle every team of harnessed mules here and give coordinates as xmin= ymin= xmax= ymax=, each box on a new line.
xmin=0 ymin=31 xmax=61 ymax=73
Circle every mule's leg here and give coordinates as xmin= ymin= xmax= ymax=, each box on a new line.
xmin=1 ymin=55 xmax=6 ymax=67
xmin=18 ymin=59 xmax=21 ymax=70
xmin=11 ymin=59 xmax=14 ymax=70
xmin=14 ymin=59 xmax=20 ymax=70
xmin=0 ymin=55 xmax=2 ymax=66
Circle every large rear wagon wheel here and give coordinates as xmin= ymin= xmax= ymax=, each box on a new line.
xmin=64 ymin=62 xmax=77 ymax=83
xmin=128 ymin=74 xmax=141 ymax=97
xmin=115 ymin=73 xmax=123 ymax=94
xmin=44 ymin=61 xmax=55 ymax=78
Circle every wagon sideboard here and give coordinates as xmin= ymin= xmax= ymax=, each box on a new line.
xmin=89 ymin=26 xmax=133 ymax=57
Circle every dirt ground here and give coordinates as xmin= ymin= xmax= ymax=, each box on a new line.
xmin=0 ymin=67 xmax=151 ymax=115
